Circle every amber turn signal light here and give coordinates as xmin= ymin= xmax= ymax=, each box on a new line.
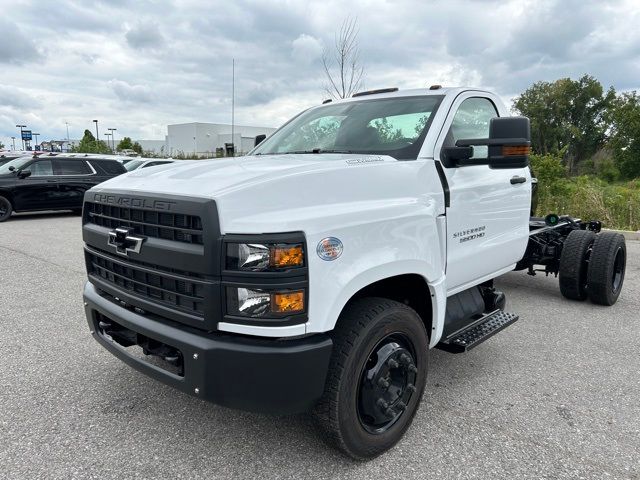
xmin=270 ymin=244 xmax=304 ymax=268
xmin=271 ymin=291 xmax=305 ymax=314
xmin=502 ymin=145 xmax=531 ymax=156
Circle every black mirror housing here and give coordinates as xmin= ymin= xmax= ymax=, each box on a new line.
xmin=18 ymin=170 xmax=32 ymax=179
xmin=254 ymin=134 xmax=267 ymax=147
xmin=452 ymin=116 xmax=531 ymax=169
xmin=441 ymin=146 xmax=473 ymax=168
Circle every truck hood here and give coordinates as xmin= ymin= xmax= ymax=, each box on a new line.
xmin=92 ymin=153 xmax=435 ymax=234
xmin=94 ymin=154 xmax=394 ymax=198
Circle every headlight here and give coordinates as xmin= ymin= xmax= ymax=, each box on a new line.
xmin=226 ymin=287 xmax=305 ymax=317
xmin=226 ymin=242 xmax=304 ymax=271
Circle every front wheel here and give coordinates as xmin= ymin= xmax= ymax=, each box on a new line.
xmin=313 ymin=298 xmax=429 ymax=459
xmin=0 ymin=196 xmax=12 ymax=222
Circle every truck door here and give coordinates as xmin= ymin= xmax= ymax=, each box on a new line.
xmin=435 ymin=93 xmax=531 ymax=293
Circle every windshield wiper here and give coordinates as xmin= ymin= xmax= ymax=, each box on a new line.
xmin=280 ymin=148 xmax=355 ymax=155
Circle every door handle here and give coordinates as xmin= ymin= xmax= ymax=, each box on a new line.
xmin=46 ymin=180 xmax=57 ymax=183
xmin=510 ymin=176 xmax=527 ymax=185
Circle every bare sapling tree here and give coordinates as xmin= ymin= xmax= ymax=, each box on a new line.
xmin=322 ymin=18 xmax=365 ymax=99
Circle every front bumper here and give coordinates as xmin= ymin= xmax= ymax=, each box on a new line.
xmin=84 ymin=282 xmax=332 ymax=414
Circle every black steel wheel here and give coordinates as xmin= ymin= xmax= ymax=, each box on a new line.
xmin=587 ymin=232 xmax=626 ymax=306
xmin=0 ymin=196 xmax=12 ymax=222
xmin=313 ymin=297 xmax=428 ymax=459
xmin=559 ymin=229 xmax=596 ymax=300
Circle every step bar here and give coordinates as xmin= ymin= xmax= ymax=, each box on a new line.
xmin=436 ymin=310 xmax=519 ymax=354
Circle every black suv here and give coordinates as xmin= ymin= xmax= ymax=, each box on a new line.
xmin=0 ymin=155 xmax=126 ymax=222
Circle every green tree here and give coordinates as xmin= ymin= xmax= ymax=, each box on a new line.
xmin=513 ymin=75 xmax=616 ymax=173
xmin=117 ymin=136 xmax=134 ymax=151
xmin=0 ymin=141 xmax=5 ymax=149
xmin=71 ymin=129 xmax=111 ymax=154
xmin=132 ymin=141 xmax=143 ymax=154
xmin=609 ymin=91 xmax=640 ymax=179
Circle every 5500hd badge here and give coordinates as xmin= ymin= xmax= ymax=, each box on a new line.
xmin=453 ymin=225 xmax=486 ymax=243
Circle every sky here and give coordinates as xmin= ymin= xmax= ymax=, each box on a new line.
xmin=1 ymin=0 xmax=639 ymax=147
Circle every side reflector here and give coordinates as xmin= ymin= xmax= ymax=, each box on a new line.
xmin=502 ymin=145 xmax=531 ymax=156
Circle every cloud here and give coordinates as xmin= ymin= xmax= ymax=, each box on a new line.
xmin=0 ymin=19 xmax=42 ymax=64
xmin=109 ymin=79 xmax=154 ymax=103
xmin=291 ymin=34 xmax=323 ymax=64
xmin=125 ymin=21 xmax=165 ymax=50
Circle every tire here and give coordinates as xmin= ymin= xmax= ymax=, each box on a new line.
xmin=559 ymin=229 xmax=596 ymax=300
xmin=587 ymin=232 xmax=626 ymax=306
xmin=313 ymin=297 xmax=429 ymax=460
xmin=0 ymin=196 xmax=12 ymax=222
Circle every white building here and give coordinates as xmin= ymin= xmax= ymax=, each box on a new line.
xmin=165 ymin=123 xmax=277 ymax=157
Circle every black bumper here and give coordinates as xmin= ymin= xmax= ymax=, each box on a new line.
xmin=83 ymin=282 xmax=332 ymax=414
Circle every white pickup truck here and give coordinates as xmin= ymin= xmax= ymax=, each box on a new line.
xmin=82 ymin=86 xmax=627 ymax=459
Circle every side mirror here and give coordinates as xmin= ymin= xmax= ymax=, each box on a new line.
xmin=18 ymin=170 xmax=32 ymax=179
xmin=441 ymin=146 xmax=474 ymax=167
xmin=254 ymin=134 xmax=267 ymax=147
xmin=453 ymin=117 xmax=531 ymax=169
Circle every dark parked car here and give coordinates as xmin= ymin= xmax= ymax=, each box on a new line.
xmin=0 ymin=155 xmax=126 ymax=222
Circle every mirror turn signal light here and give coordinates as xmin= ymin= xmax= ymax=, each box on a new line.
xmin=271 ymin=290 xmax=305 ymax=314
xmin=502 ymin=145 xmax=531 ymax=156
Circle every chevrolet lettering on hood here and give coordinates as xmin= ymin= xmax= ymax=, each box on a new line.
xmin=92 ymin=193 xmax=177 ymax=211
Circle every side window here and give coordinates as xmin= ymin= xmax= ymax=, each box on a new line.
xmin=26 ymin=159 xmax=53 ymax=176
xmin=445 ymin=97 xmax=498 ymax=159
xmin=53 ymin=159 xmax=93 ymax=176
xmin=89 ymin=160 xmax=126 ymax=175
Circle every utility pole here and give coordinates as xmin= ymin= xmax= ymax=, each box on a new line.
xmin=93 ymin=119 xmax=99 ymax=145
xmin=33 ymin=133 xmax=40 ymax=150
xmin=65 ymin=121 xmax=70 ymax=141
xmin=16 ymin=124 xmax=26 ymax=150
xmin=231 ymin=58 xmax=235 ymax=157
xmin=108 ymin=128 xmax=117 ymax=150
xmin=11 ymin=137 xmax=16 ymax=150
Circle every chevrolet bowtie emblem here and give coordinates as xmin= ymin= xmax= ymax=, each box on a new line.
xmin=108 ymin=227 xmax=144 ymax=256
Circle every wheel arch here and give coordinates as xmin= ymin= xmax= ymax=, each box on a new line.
xmin=323 ymin=269 xmax=447 ymax=348
xmin=0 ymin=189 xmax=14 ymax=207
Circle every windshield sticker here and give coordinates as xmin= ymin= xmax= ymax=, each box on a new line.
xmin=345 ymin=156 xmax=385 ymax=165
xmin=453 ymin=225 xmax=486 ymax=243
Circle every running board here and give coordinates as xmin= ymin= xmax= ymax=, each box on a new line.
xmin=436 ymin=310 xmax=519 ymax=354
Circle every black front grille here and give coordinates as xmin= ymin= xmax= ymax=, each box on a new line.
xmin=87 ymin=249 xmax=205 ymax=317
xmin=85 ymin=202 xmax=203 ymax=244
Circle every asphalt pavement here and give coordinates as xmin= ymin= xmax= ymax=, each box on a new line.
xmin=1 ymin=212 xmax=639 ymax=479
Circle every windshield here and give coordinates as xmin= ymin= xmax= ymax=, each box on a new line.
xmin=125 ymin=160 xmax=145 ymax=171
xmin=252 ymin=95 xmax=443 ymax=160
xmin=0 ymin=157 xmax=33 ymax=175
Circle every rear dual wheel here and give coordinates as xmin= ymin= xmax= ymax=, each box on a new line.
xmin=313 ymin=298 xmax=428 ymax=460
xmin=559 ymin=230 xmax=626 ymax=305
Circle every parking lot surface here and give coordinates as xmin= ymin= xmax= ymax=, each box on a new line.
xmin=1 ymin=212 xmax=639 ymax=479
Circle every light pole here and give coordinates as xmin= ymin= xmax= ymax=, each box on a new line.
xmin=108 ymin=128 xmax=117 ymax=150
xmin=65 ymin=122 xmax=70 ymax=141
xmin=193 ymin=136 xmax=197 ymax=156
xmin=93 ymin=119 xmax=99 ymax=144
xmin=104 ymin=133 xmax=112 ymax=151
xmin=33 ymin=133 xmax=40 ymax=149
xmin=11 ymin=137 xmax=16 ymax=150
xmin=16 ymin=124 xmax=26 ymax=150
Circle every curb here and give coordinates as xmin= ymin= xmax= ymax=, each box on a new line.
xmin=604 ymin=229 xmax=640 ymax=242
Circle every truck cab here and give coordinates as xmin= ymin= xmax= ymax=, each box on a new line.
xmin=81 ymin=86 xmax=625 ymax=459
